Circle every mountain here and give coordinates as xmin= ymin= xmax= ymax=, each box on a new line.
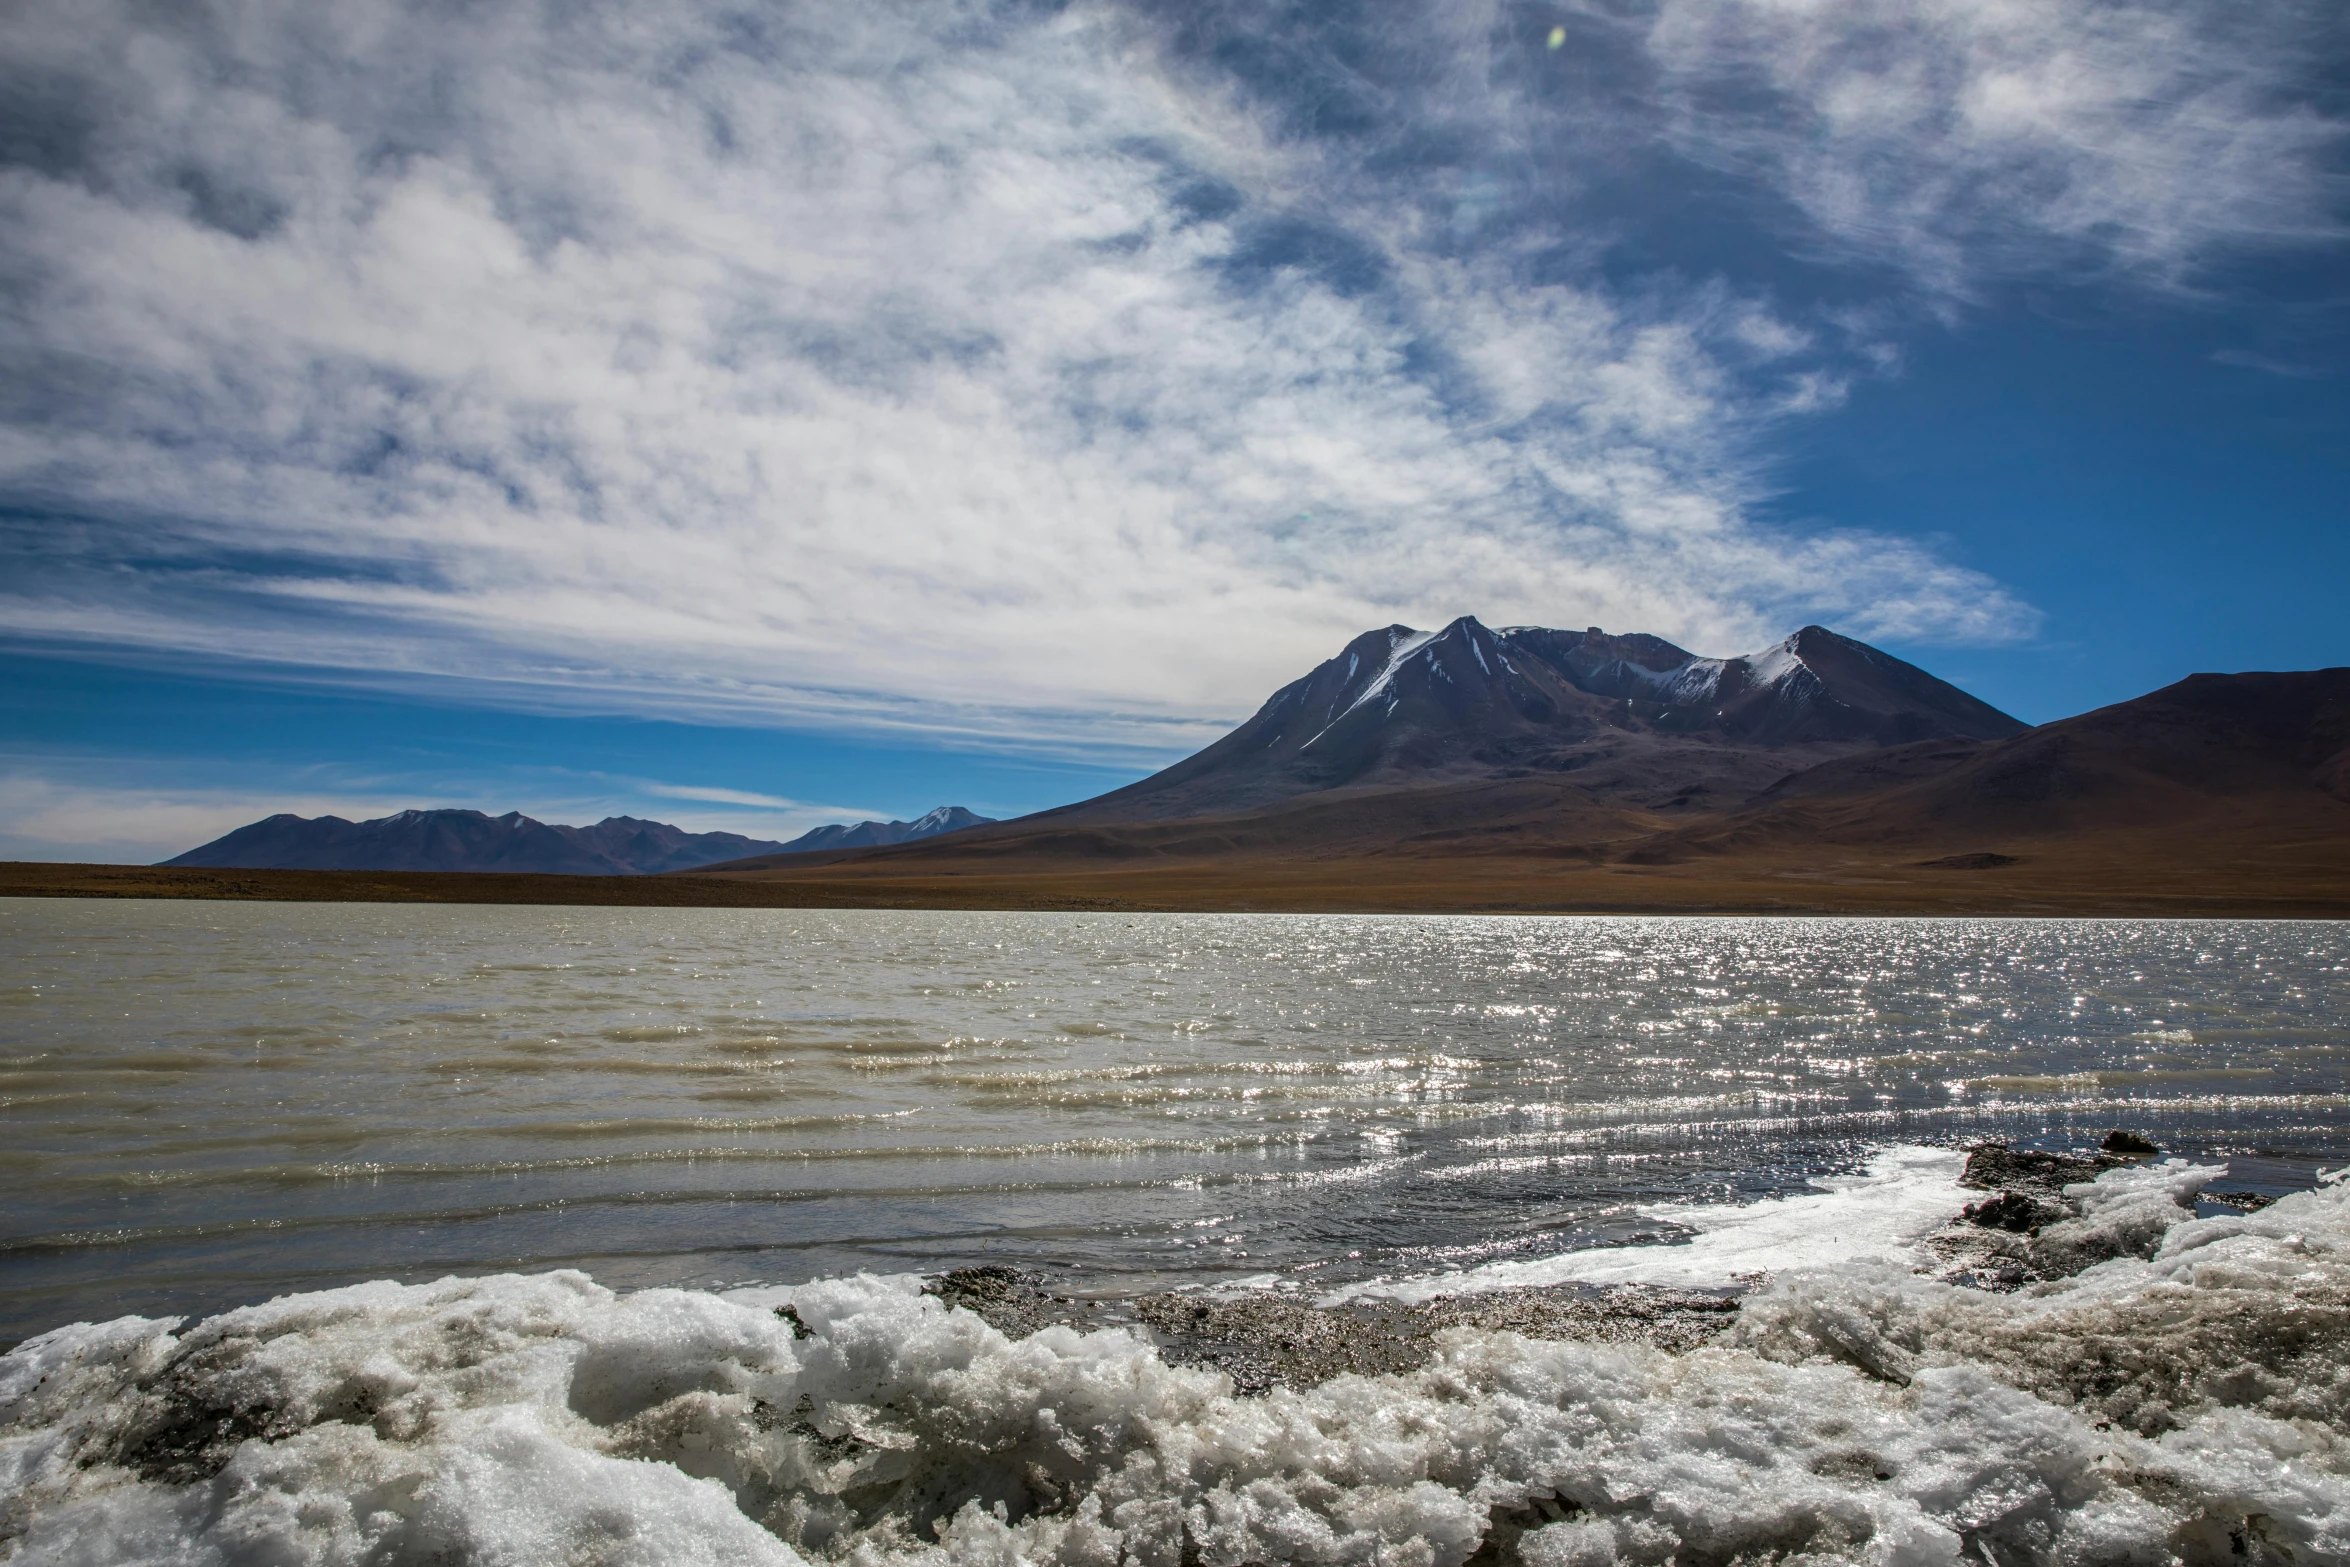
xmin=1635 ymin=666 xmax=2350 ymax=859
xmin=769 ymin=806 xmax=995 ymax=854
xmin=665 ymin=659 xmax=2349 ymax=916
xmin=165 ymin=810 xmax=794 ymax=875
xmin=166 ymin=804 xmax=999 ymax=874
xmin=679 ymin=616 xmax=2028 ymax=875
xmin=1023 ymin=617 xmax=2025 ymax=824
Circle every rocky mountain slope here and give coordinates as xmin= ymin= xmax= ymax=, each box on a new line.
xmin=979 ymin=618 xmax=2025 ymax=828
xmin=1625 ymin=666 xmax=2350 ymax=862
xmin=670 ymin=632 xmax=2346 ymax=916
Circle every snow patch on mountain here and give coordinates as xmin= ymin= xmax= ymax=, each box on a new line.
xmin=1302 ymin=626 xmax=1442 ymax=749
xmin=771 ymin=807 xmax=995 ymax=856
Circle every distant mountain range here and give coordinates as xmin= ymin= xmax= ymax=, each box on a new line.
xmin=164 ymin=805 xmax=993 ymax=874
xmin=771 ymin=806 xmax=993 ymax=854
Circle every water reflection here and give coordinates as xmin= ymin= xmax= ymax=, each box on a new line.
xmin=1 ymin=902 xmax=2343 ymax=1341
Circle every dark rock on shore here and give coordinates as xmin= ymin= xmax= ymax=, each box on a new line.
xmin=1961 ymin=1191 xmax=2065 ymax=1234
xmin=1958 ymin=1143 xmax=2124 ymax=1193
xmin=1935 ymin=1139 xmax=2220 ymax=1290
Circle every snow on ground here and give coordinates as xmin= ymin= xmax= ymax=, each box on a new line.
xmin=4 ymin=1154 xmax=2345 ymax=1565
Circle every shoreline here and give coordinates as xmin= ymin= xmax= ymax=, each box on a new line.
xmin=921 ymin=1269 xmax=1744 ymax=1396
xmin=7 ymin=860 xmax=2350 ymax=919
xmin=908 ymin=1138 xmax=2242 ymax=1396
xmin=9 ymin=1144 xmax=2344 ymax=1562
xmin=1 ymin=1138 xmax=2301 ymax=1361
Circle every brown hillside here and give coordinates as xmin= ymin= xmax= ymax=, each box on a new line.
xmin=1628 ymin=668 xmax=2350 ymax=864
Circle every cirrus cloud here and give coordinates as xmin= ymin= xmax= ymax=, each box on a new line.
xmin=1635 ymin=0 xmax=2347 ymax=292
xmin=0 ymin=0 xmax=2335 ymax=753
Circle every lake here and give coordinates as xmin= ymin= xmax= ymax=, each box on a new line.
xmin=5 ymin=900 xmax=2343 ymax=1343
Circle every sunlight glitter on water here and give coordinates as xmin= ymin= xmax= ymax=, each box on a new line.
xmin=2 ymin=901 xmax=2345 ymax=1342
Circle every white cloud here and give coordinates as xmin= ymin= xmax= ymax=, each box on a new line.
xmin=0 ymin=775 xmax=444 ymax=863
xmin=640 ymin=784 xmax=816 ymax=810
xmin=1634 ymin=0 xmax=2345 ymax=292
xmin=627 ymin=781 xmax=907 ymax=837
xmin=10 ymin=0 xmax=2323 ymax=755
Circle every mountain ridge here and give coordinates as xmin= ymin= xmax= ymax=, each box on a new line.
xmin=1622 ymin=665 xmax=2350 ymax=862
xmin=656 ymin=662 xmax=2350 ymax=916
xmin=974 ymin=616 xmax=2025 ymax=830
xmin=772 ymin=806 xmax=994 ymax=855
xmin=165 ymin=804 xmax=993 ymax=875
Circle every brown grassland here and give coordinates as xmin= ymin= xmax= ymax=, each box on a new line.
xmin=7 ymin=804 xmax=2345 ymax=918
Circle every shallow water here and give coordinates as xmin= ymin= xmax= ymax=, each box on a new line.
xmin=4 ymin=900 xmax=2344 ymax=1344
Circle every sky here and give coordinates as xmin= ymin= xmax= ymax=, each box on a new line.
xmin=2 ymin=0 xmax=2345 ymax=861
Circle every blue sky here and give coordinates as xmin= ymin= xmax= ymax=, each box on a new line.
xmin=1 ymin=0 xmax=2345 ymax=861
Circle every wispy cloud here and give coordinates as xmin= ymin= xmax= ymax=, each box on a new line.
xmin=633 ymin=780 xmax=900 ymax=828
xmin=0 ymin=774 xmax=447 ymax=863
xmin=0 ymin=0 xmax=2335 ymax=752
xmin=1631 ymin=0 xmax=2346 ymax=294
xmin=2211 ymin=349 xmax=2336 ymax=379
xmin=640 ymin=784 xmax=823 ymax=811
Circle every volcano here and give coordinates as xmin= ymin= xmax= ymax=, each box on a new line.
xmin=1032 ymin=617 xmax=2024 ymax=824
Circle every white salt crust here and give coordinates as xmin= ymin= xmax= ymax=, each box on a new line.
xmin=1327 ymin=1145 xmax=1980 ymax=1302
xmin=3 ymin=1156 xmax=2344 ymax=1566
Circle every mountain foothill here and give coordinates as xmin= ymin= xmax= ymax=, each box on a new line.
xmin=88 ymin=614 xmax=2350 ymax=915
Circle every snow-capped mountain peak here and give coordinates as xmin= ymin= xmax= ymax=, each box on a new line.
xmin=1042 ymin=617 xmax=2027 ymax=825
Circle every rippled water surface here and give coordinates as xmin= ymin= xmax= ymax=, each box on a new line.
xmin=3 ymin=899 xmax=2345 ymax=1342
